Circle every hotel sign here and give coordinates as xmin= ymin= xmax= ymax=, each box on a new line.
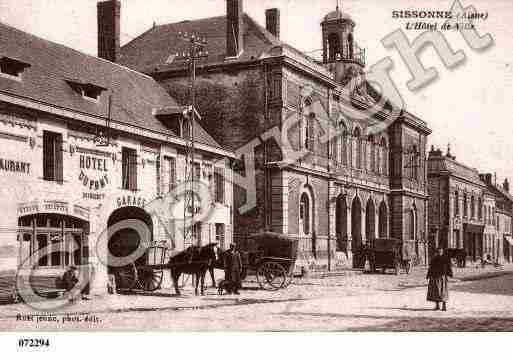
xmin=78 ymin=154 xmax=110 ymax=198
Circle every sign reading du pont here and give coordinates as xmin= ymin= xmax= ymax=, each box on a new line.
xmin=78 ymin=154 xmax=110 ymax=194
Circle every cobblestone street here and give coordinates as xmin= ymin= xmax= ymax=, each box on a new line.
xmin=2 ymin=265 xmax=513 ymax=331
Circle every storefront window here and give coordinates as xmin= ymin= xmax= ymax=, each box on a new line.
xmin=18 ymin=214 xmax=88 ymax=268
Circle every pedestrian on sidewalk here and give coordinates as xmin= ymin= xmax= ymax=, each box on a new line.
xmin=223 ymin=243 xmax=242 ymax=295
xmin=426 ymin=247 xmax=453 ymax=311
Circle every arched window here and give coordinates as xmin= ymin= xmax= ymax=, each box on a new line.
xmin=380 ymin=138 xmax=387 ymax=174
xmin=353 ymin=127 xmax=361 ymax=169
xmin=410 ymin=208 xmax=417 ymax=241
xmin=328 ymin=33 xmax=341 ymax=62
xmin=347 ymin=33 xmax=354 ymax=59
xmin=368 ymin=135 xmax=375 ymax=173
xmin=340 ymin=127 xmax=348 ymax=166
xmin=299 ymin=192 xmax=311 ymax=235
xmin=301 ymin=98 xmax=314 ymax=151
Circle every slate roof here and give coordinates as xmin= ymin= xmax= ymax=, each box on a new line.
xmin=119 ymin=13 xmax=331 ymax=77
xmin=0 ymin=22 xmax=221 ymax=149
xmin=427 ymin=151 xmax=486 ymax=187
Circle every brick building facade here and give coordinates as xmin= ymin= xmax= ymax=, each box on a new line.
xmin=118 ymin=1 xmax=431 ymax=267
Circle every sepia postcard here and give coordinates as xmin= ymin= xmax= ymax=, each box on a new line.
xmin=0 ymin=0 xmax=512 ymax=350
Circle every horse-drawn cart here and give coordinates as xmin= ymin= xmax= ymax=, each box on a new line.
xmin=363 ymin=238 xmax=415 ymax=275
xmin=111 ymin=243 xmax=168 ymax=292
xmin=238 ymin=232 xmax=299 ymax=290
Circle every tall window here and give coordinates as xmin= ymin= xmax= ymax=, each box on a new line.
xmin=305 ymin=114 xmax=315 ymax=151
xmin=164 ymin=156 xmax=176 ymax=193
xmin=454 ymin=191 xmax=459 ymax=216
xmin=327 ymin=33 xmax=341 ymax=61
xmin=380 ymin=138 xmax=387 ymax=174
xmin=43 ymin=131 xmax=63 ymax=182
xmin=193 ymin=162 xmax=201 ymax=182
xmin=368 ymin=135 xmax=375 ymax=173
xmin=193 ymin=222 xmax=202 ymax=245
xmin=122 ymin=147 xmax=138 ymax=191
xmin=300 ymin=192 xmax=311 ymax=235
xmin=471 ymin=196 xmax=475 ymax=218
xmin=341 ymin=132 xmax=348 ymax=166
xmin=478 ymin=198 xmax=482 ymax=219
xmin=214 ymin=167 xmax=225 ymax=203
xmin=215 ymin=223 xmax=225 ymax=249
xmin=354 ymin=127 xmax=361 ymax=169
xmin=463 ymin=193 xmax=468 ymax=218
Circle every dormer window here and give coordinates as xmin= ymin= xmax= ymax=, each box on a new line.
xmin=0 ymin=56 xmax=30 ymax=80
xmin=153 ymin=105 xmax=199 ymax=140
xmin=65 ymin=78 xmax=107 ymax=103
xmin=81 ymin=84 xmax=103 ymax=101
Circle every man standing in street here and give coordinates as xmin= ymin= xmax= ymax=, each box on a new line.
xmin=224 ymin=243 xmax=242 ymax=295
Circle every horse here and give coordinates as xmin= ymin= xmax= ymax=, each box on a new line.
xmin=168 ymin=244 xmax=217 ymax=296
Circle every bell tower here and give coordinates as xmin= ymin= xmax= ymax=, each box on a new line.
xmin=321 ymin=2 xmax=365 ymax=85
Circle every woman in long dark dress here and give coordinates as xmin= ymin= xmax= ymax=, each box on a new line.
xmin=427 ymin=247 xmax=453 ymax=311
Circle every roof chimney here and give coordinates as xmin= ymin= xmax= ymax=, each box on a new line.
xmin=97 ymin=0 xmax=121 ymax=63
xmin=504 ymin=178 xmax=510 ymax=192
xmin=265 ymin=8 xmax=280 ymax=39
xmin=226 ymin=0 xmax=243 ymax=57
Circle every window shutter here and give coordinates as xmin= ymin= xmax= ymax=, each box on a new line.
xmin=129 ymin=150 xmax=138 ymax=191
xmin=169 ymin=157 xmax=176 ymax=192
xmin=215 ymin=167 xmax=225 ymax=204
xmin=55 ymin=135 xmax=63 ymax=182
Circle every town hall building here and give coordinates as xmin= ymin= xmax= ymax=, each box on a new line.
xmin=117 ymin=0 xmax=432 ymax=267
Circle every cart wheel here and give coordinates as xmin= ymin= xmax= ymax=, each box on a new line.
xmin=137 ymin=267 xmax=164 ymax=292
xmin=115 ymin=263 xmax=138 ymax=291
xmin=257 ymin=262 xmax=286 ymax=291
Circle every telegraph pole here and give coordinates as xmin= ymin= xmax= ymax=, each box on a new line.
xmin=175 ymin=32 xmax=208 ymax=246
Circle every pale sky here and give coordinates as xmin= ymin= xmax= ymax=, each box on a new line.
xmin=1 ymin=0 xmax=512 ymax=183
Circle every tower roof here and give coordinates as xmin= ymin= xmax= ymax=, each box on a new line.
xmin=323 ymin=7 xmax=352 ymax=22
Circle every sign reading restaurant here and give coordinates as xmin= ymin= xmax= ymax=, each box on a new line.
xmin=0 ymin=157 xmax=30 ymax=174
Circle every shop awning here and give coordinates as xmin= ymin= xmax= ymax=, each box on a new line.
xmin=504 ymin=235 xmax=513 ymax=246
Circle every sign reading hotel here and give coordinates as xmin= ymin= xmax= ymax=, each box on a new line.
xmin=78 ymin=154 xmax=110 ymax=200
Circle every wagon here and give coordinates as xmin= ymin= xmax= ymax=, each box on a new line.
xmin=111 ymin=242 xmax=168 ymax=292
xmin=363 ymin=238 xmax=415 ymax=275
xmin=237 ymin=232 xmax=299 ymax=291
